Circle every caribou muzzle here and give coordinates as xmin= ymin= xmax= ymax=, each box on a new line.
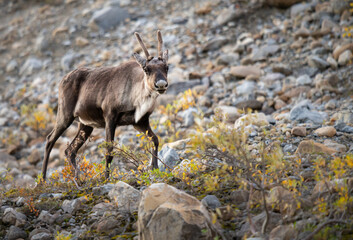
xmin=155 ymin=79 xmax=168 ymax=94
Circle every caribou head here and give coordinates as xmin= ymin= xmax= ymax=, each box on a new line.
xmin=133 ymin=30 xmax=169 ymax=94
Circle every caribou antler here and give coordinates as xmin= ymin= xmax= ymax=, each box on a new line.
xmin=134 ymin=32 xmax=151 ymax=60
xmin=157 ymin=30 xmax=163 ymax=59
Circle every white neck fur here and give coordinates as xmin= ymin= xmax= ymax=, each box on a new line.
xmin=134 ymin=75 xmax=159 ymax=123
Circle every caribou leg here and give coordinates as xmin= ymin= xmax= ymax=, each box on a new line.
xmin=104 ymin=117 xmax=117 ymax=178
xmin=42 ymin=116 xmax=74 ymax=180
xmin=134 ymin=118 xmax=159 ymax=170
xmin=65 ymin=123 xmax=93 ymax=176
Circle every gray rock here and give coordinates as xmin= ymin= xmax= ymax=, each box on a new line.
xmin=235 ymin=99 xmax=263 ymax=111
xmin=210 ymin=72 xmax=225 ymax=83
xmin=230 ymin=190 xmax=249 ymax=205
xmin=0 ymin=117 xmax=7 ymax=125
xmin=31 ymin=232 xmax=52 ymax=240
xmin=201 ymin=195 xmax=221 ymax=209
xmin=235 ymin=33 xmax=254 ymax=51
xmin=35 ymin=30 xmax=50 ymax=54
xmin=323 ymin=139 xmax=347 ymax=152
xmin=330 ymin=0 xmax=350 ymax=14
xmin=216 ymin=53 xmax=239 ymax=65
xmin=338 ymin=50 xmax=352 ymax=66
xmin=321 ymin=18 xmax=339 ymax=31
xmin=307 ymin=56 xmax=329 ymax=70
xmin=236 ymin=80 xmax=257 ymax=95
xmin=296 ymin=74 xmax=311 ymax=86
xmin=325 ymin=99 xmax=336 ymax=110
xmin=240 ymin=211 xmax=282 ymax=237
xmin=91 ymin=202 xmax=115 ymax=217
xmin=349 ymin=144 xmax=353 ymax=153
xmin=0 ymin=151 xmax=16 ymax=163
xmin=179 ymin=107 xmax=197 ymax=127
xmin=118 ymin=131 xmax=138 ymax=146
xmin=62 ymin=197 xmax=87 ymax=214
xmin=162 ymin=139 xmax=192 ymax=160
xmin=90 ymin=6 xmax=130 ymax=31
xmin=2 ymin=207 xmax=27 ymax=225
xmin=16 ymin=197 xmax=25 ymax=207
xmin=29 ymin=228 xmax=52 ymax=240
xmin=327 ymin=56 xmax=338 ymax=69
xmin=171 ymin=17 xmax=188 ymax=25
xmin=290 ymin=100 xmax=324 ymax=124
xmin=108 ymin=181 xmax=141 ymax=213
xmin=38 ymin=210 xmax=54 ymax=224
xmin=294 ymin=28 xmax=310 ymax=38
xmin=166 ymin=80 xmax=203 ymax=96
xmin=54 ymin=214 xmax=71 ymax=225
xmin=96 ymin=216 xmax=121 ymax=233
xmin=335 ymin=122 xmax=353 ymax=133
xmin=202 ymin=36 xmax=229 ymax=52
xmin=336 ymin=111 xmax=353 ymax=124
xmin=5 ymin=226 xmax=27 ymax=240
xmin=290 ymin=2 xmax=312 ymax=17
xmin=92 ymin=183 xmax=114 ymax=195
xmin=216 ymin=6 xmax=242 ymax=26
xmin=20 ymin=57 xmax=42 ymax=75
xmin=283 ymin=144 xmax=297 ymax=153
xmin=297 ymin=66 xmax=318 ymax=77
xmin=270 ymin=224 xmax=296 ymax=240
xmin=6 ymin=59 xmax=18 ymax=73
xmin=251 ymin=44 xmax=280 ymax=61
xmin=61 ymin=52 xmax=78 ymax=71
xmin=262 ymin=73 xmax=285 ymax=83
xmin=158 ymin=145 xmax=180 ymax=172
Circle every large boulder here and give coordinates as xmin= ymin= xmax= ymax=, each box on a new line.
xmin=2 ymin=208 xmax=27 ymax=226
xmin=5 ymin=226 xmax=27 ymax=240
xmin=108 ymin=181 xmax=141 ymax=213
xmin=138 ymin=183 xmax=220 ymax=240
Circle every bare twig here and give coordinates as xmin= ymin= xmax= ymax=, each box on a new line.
xmin=247 ymin=184 xmax=257 ymax=235
xmin=72 ymin=177 xmax=82 ymax=190
xmin=145 ymin=148 xmax=173 ymax=171
xmin=261 ymin=142 xmax=270 ymax=235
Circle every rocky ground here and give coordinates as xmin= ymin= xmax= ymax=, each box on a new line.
xmin=1 ymin=0 xmax=353 ymax=239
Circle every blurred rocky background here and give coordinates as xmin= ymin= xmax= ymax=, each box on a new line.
xmin=0 ymin=0 xmax=353 ymax=239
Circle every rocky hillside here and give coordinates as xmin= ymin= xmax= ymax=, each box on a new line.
xmin=0 ymin=0 xmax=353 ymax=239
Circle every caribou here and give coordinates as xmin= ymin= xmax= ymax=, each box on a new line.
xmin=41 ymin=30 xmax=168 ymax=180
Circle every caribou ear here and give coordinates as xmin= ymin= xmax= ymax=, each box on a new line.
xmin=133 ymin=53 xmax=146 ymax=68
xmin=162 ymin=49 xmax=168 ymax=64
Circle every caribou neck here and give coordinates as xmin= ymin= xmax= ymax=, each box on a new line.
xmin=133 ymin=74 xmax=159 ymax=123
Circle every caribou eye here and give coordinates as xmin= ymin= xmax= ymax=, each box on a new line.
xmin=165 ymin=65 xmax=169 ymax=72
xmin=144 ymin=66 xmax=151 ymax=74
